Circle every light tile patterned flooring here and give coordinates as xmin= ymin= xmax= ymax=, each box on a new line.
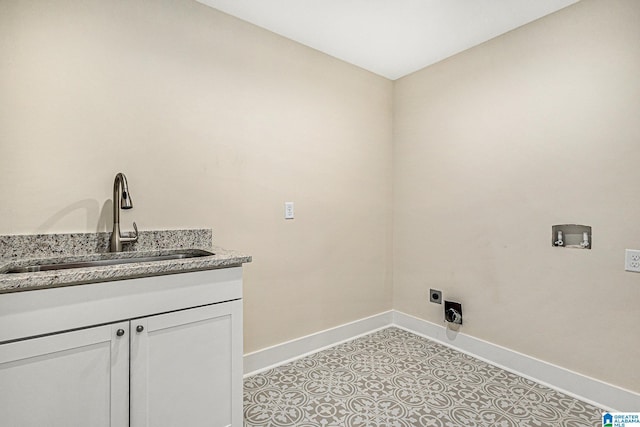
xmin=244 ymin=327 xmax=603 ymax=426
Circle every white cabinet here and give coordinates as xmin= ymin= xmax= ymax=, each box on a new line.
xmin=0 ymin=268 xmax=244 ymax=427
xmin=0 ymin=322 xmax=129 ymax=427
xmin=131 ymin=300 xmax=243 ymax=427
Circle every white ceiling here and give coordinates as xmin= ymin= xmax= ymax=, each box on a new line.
xmin=196 ymin=0 xmax=579 ymax=80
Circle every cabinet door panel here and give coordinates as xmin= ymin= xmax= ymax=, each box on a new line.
xmin=131 ymin=301 xmax=242 ymax=427
xmin=0 ymin=322 xmax=129 ymax=427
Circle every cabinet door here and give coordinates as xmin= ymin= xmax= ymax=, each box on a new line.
xmin=130 ymin=300 xmax=243 ymax=427
xmin=0 ymin=322 xmax=129 ymax=427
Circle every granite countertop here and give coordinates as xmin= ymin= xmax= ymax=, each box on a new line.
xmin=0 ymin=229 xmax=251 ymax=294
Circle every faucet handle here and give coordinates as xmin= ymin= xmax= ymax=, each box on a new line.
xmin=121 ymin=221 xmax=139 ymax=244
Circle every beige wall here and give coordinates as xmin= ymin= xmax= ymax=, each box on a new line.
xmin=2 ymin=0 xmax=638 ymax=394
xmin=0 ymin=0 xmax=394 ymax=353
xmin=393 ymin=0 xmax=640 ymax=392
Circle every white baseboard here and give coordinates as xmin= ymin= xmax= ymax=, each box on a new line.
xmin=242 ymin=309 xmax=640 ymax=412
xmin=392 ymin=310 xmax=640 ymax=412
xmin=243 ymin=310 xmax=393 ymax=376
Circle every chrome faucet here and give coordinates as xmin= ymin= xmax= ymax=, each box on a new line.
xmin=110 ymin=172 xmax=138 ymax=252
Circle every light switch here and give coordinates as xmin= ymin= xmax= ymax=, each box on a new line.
xmin=285 ymin=202 xmax=294 ymax=219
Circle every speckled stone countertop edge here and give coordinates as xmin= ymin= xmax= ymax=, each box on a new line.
xmin=0 ymin=245 xmax=251 ymax=294
xmin=0 ymin=229 xmax=252 ymax=293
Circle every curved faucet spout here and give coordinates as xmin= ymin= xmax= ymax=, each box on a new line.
xmin=110 ymin=173 xmax=138 ymax=252
xmin=115 ymin=172 xmax=132 ymax=209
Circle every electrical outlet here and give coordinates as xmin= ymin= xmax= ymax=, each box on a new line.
xmin=429 ymin=289 xmax=442 ymax=304
xmin=284 ymin=202 xmax=294 ymax=219
xmin=625 ymin=249 xmax=640 ymax=272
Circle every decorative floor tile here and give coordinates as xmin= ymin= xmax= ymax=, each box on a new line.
xmin=244 ymin=327 xmax=604 ymax=426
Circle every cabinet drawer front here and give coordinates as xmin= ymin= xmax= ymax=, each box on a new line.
xmin=0 ymin=267 xmax=242 ymax=343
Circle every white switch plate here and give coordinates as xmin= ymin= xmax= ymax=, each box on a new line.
xmin=284 ymin=202 xmax=294 ymax=219
xmin=625 ymin=249 xmax=640 ymax=272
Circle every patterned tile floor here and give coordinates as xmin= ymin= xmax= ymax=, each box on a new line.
xmin=244 ymin=327 xmax=604 ymax=427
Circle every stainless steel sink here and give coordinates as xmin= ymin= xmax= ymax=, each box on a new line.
xmin=4 ymin=249 xmax=214 ymax=274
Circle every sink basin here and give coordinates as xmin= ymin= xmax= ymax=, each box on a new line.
xmin=4 ymin=249 xmax=214 ymax=274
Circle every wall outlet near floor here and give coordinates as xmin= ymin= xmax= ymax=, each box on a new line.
xmin=625 ymin=249 xmax=640 ymax=272
xmin=429 ymin=289 xmax=442 ymax=304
